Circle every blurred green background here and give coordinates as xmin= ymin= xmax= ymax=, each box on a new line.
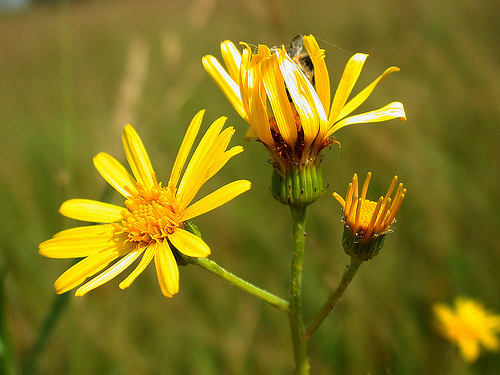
xmin=1 ymin=0 xmax=499 ymax=373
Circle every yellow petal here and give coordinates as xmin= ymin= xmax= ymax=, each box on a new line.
xmin=169 ymin=228 xmax=210 ymax=258
xmin=59 ymin=199 xmax=124 ymax=223
xmin=177 ymin=116 xmax=226 ymax=205
xmin=202 ymin=55 xmax=247 ymax=120
xmin=122 ymin=124 xmax=155 ymax=188
xmin=179 ymin=127 xmax=237 ymax=203
xmin=303 ymin=35 xmax=331 ymax=117
xmin=168 ymin=109 xmax=204 ymax=188
xmin=93 ymin=152 xmax=138 ymax=197
xmin=433 ymin=303 xmax=453 ymax=324
xmin=206 ymin=145 xmax=244 ymax=182
xmin=459 ymin=339 xmax=480 ymax=362
xmin=329 ymin=53 xmax=368 ymax=125
xmin=360 ymin=172 xmax=372 ymax=200
xmin=279 ymin=50 xmax=327 ymax=148
xmin=75 ymin=248 xmax=143 ymax=296
xmin=327 ymin=102 xmax=406 ymax=137
xmin=154 ymin=240 xmax=179 ymax=297
xmin=243 ymin=60 xmax=274 ymax=147
xmin=200 ymin=127 xmax=238 ymax=182
xmin=52 ymin=224 xmax=114 ymax=238
xmin=220 ymin=40 xmax=242 ymax=83
xmin=332 ymin=192 xmax=346 ymax=209
xmin=40 ymin=231 xmax=124 ymax=258
xmin=119 ymin=243 xmax=155 ymax=289
xmin=54 ymin=243 xmax=132 ymax=294
xmin=261 ymin=54 xmax=297 ymax=147
xmin=385 ymin=190 xmax=405 ymax=229
xmin=335 ymin=66 xmax=401 ymax=124
xmin=366 ymin=197 xmax=383 ymax=238
xmin=181 ymin=180 xmax=251 ymax=221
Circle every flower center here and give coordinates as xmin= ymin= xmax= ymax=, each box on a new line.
xmin=113 ymin=183 xmax=181 ymax=244
xmin=267 ymin=104 xmax=334 ymax=170
xmin=357 ymin=199 xmax=378 ymax=230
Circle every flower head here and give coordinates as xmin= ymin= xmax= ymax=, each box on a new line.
xmin=39 ymin=110 xmax=251 ymax=297
xmin=333 ymin=172 xmax=406 ymax=260
xmin=434 ymin=297 xmax=500 ymax=362
xmin=202 ymin=34 xmax=406 ymax=174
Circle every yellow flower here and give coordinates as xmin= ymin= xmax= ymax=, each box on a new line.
xmin=333 ymin=173 xmax=406 ymax=260
xmin=39 ymin=110 xmax=251 ymax=297
xmin=434 ymin=297 xmax=500 ymax=362
xmin=202 ymin=34 xmax=406 ymax=174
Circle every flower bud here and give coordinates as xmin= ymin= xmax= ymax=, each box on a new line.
xmin=271 ymin=162 xmax=325 ymax=207
xmin=342 ymin=225 xmax=387 ymax=261
xmin=333 ymin=172 xmax=406 ymax=260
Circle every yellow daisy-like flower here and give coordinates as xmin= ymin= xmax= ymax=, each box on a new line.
xmin=202 ymin=34 xmax=406 ymax=176
xmin=39 ymin=110 xmax=251 ymax=297
xmin=434 ymin=297 xmax=500 ymax=362
xmin=333 ymin=172 xmax=406 ymax=260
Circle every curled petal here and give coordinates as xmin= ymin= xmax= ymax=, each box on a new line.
xmin=334 ymin=66 xmax=401 ymax=124
xmin=244 ymin=62 xmax=274 ymax=147
xmin=329 ymin=53 xmax=368 ymax=125
xmin=327 ymin=102 xmax=406 ymax=137
xmin=202 ymin=55 xmax=246 ymax=120
xmin=332 ymin=192 xmax=346 ymax=209
xmin=220 ymin=40 xmax=242 ymax=83
xmin=279 ymin=50 xmax=328 ymax=148
xmin=302 ymin=35 xmax=330 ymax=117
xmin=261 ymin=54 xmax=297 ymax=147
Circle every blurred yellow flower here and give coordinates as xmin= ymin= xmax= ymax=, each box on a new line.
xmin=434 ymin=297 xmax=500 ymax=362
xmin=333 ymin=173 xmax=406 ymax=260
xmin=39 ymin=110 xmax=251 ymax=297
xmin=202 ymin=34 xmax=406 ymax=174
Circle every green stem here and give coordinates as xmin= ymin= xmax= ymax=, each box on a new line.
xmin=193 ymin=257 xmax=290 ymax=313
xmin=289 ymin=206 xmax=309 ymax=375
xmin=304 ymin=257 xmax=363 ymax=338
xmin=21 ymin=291 xmax=71 ymax=374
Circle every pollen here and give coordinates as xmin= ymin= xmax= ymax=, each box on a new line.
xmin=114 ymin=182 xmax=181 ymax=244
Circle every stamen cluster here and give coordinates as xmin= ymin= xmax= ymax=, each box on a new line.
xmin=115 ymin=182 xmax=181 ymax=244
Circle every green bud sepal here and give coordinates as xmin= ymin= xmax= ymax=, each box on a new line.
xmin=271 ymin=162 xmax=325 ymax=207
xmin=342 ymin=225 xmax=387 ymax=261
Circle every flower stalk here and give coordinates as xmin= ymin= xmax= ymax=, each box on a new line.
xmin=193 ymin=257 xmax=290 ymax=313
xmin=305 ymin=257 xmax=363 ymax=338
xmin=289 ymin=206 xmax=310 ymax=374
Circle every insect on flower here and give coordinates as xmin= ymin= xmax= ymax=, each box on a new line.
xmin=288 ymin=34 xmax=315 ymax=85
